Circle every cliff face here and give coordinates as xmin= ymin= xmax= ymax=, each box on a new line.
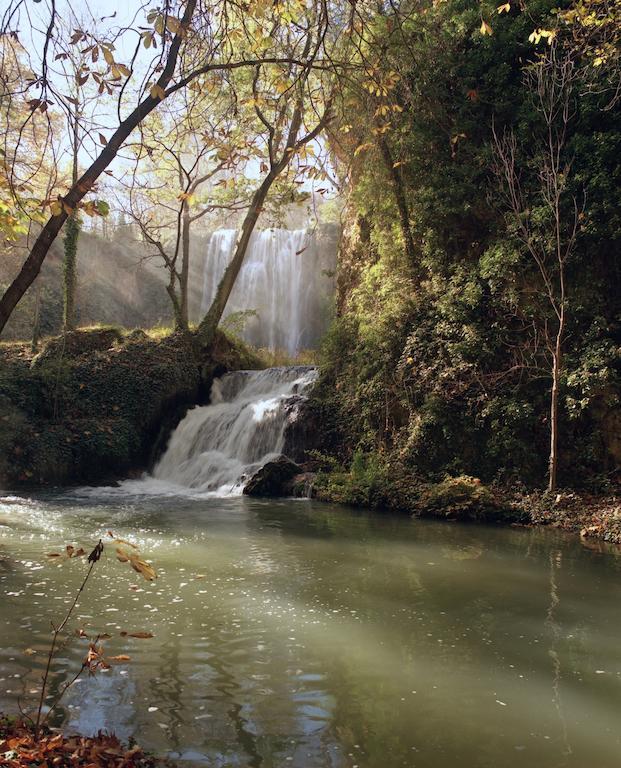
xmin=313 ymin=200 xmax=621 ymax=491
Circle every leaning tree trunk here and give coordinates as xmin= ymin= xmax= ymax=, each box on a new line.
xmin=198 ymin=173 xmax=276 ymax=345
xmin=0 ymin=0 xmax=197 ymax=337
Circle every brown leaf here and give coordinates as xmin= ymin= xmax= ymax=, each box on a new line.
xmin=110 ymin=655 xmax=131 ymax=662
xmin=115 ymin=537 xmax=139 ymax=549
xmin=129 ymin=555 xmax=157 ymax=581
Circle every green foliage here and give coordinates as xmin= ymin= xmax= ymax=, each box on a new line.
xmin=0 ymin=328 xmax=260 ymax=486
xmin=414 ymin=475 xmax=520 ymax=523
xmin=313 ymin=0 xmax=621 ymax=492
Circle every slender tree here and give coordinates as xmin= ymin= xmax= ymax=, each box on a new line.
xmin=493 ymin=45 xmax=581 ymax=491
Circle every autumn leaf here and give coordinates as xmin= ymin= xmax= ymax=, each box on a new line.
xmin=480 ymin=19 xmax=493 ymax=35
xmin=116 ymin=547 xmax=130 ymax=563
xmin=497 ymin=3 xmax=511 ymax=13
xmin=149 ymin=84 xmax=166 ymax=100
xmin=129 ymin=554 xmax=157 ymax=581
xmin=122 ymin=631 xmax=154 ymax=639
xmin=115 ymin=537 xmax=139 ymax=549
xmin=110 ymin=654 xmax=131 ymax=662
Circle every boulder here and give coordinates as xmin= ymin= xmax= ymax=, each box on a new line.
xmin=243 ymin=455 xmax=302 ymax=497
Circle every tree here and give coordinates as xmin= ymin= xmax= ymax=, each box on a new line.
xmin=0 ymin=0 xmax=344 ymax=337
xmin=493 ymin=44 xmax=581 ymax=491
xmin=124 ymin=87 xmax=249 ymax=330
xmin=196 ymin=0 xmax=336 ymax=344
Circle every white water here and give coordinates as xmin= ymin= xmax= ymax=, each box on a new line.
xmin=200 ymin=228 xmax=334 ymax=355
xmin=151 ymin=366 xmax=317 ymax=495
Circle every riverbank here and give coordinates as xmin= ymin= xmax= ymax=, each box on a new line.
xmin=0 ymin=715 xmax=159 ymax=768
xmin=307 ymin=461 xmax=621 ymax=545
xmin=0 ymin=327 xmax=261 ymax=487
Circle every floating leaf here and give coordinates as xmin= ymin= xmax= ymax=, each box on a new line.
xmin=126 ymin=632 xmax=154 ymax=639
xmin=129 ymin=554 xmax=157 ymax=581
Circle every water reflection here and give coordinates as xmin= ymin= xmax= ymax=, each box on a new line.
xmin=1 ymin=493 xmax=621 ymax=767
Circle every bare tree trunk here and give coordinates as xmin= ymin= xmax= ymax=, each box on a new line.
xmin=31 ymin=278 xmax=42 ymax=353
xmin=63 ymin=110 xmax=81 ymax=332
xmin=377 ymin=136 xmax=418 ymax=273
xmin=180 ymin=208 xmax=191 ymax=329
xmin=63 ymin=214 xmax=80 ymax=332
xmin=0 ymin=0 xmax=198 ymax=337
xmin=198 ymin=174 xmax=275 ymax=345
xmin=548 ymin=309 xmax=564 ymax=492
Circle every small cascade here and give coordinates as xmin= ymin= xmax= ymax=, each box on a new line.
xmin=200 ymin=228 xmax=335 ymax=355
xmin=152 ymin=367 xmax=317 ymax=495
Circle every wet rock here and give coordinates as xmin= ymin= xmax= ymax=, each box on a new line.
xmin=243 ymin=455 xmax=302 ymax=497
xmin=282 ymin=396 xmax=320 ymax=462
xmin=283 ymin=471 xmax=317 ymax=498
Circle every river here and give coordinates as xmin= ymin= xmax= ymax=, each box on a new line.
xmin=1 ymin=491 xmax=620 ymax=767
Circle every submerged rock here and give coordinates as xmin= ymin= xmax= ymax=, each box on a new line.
xmin=243 ymin=455 xmax=302 ymax=497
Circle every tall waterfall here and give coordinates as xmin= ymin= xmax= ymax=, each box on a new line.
xmin=152 ymin=367 xmax=317 ymax=495
xmin=200 ymin=228 xmax=335 ymax=356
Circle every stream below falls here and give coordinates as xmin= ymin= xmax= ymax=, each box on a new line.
xmin=1 ymin=492 xmax=621 ymax=767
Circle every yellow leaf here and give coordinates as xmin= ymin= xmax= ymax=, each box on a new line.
xmin=480 ymin=20 xmax=493 ymax=35
xmin=150 ymin=84 xmax=166 ymax=100
xmin=497 ymin=3 xmax=510 ymax=12
xmin=103 ymin=47 xmax=114 ymax=66
xmin=353 ymin=142 xmax=373 ymax=157
xmin=129 ymin=554 xmax=157 ymax=581
xmin=50 ymin=200 xmax=63 ymax=216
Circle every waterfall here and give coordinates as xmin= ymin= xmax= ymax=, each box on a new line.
xmin=200 ymin=228 xmax=334 ymax=356
xmin=152 ymin=367 xmax=317 ymax=495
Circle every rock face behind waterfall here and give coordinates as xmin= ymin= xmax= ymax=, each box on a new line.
xmin=152 ymin=366 xmax=318 ymax=495
xmin=199 ymin=228 xmax=337 ymax=356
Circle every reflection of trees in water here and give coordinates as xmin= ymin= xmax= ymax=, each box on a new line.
xmin=546 ymin=550 xmax=572 ymax=756
xmin=205 ymin=630 xmax=263 ymax=768
xmin=148 ymin=631 xmax=184 ymax=751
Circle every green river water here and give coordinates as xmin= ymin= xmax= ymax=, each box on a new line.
xmin=0 ymin=490 xmax=620 ymax=767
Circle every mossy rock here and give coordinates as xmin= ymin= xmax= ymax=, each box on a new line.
xmin=31 ymin=327 xmax=124 ymax=367
xmin=415 ymin=475 xmax=521 ymax=523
